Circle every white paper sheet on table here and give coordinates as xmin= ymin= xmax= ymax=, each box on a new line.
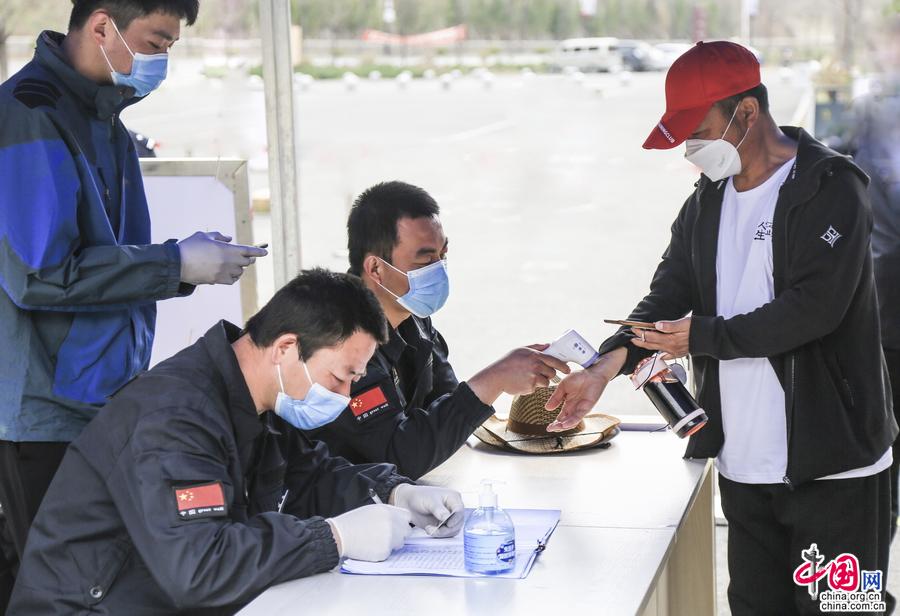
xmin=340 ymin=508 xmax=561 ymax=579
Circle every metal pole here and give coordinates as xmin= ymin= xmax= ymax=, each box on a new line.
xmin=259 ymin=0 xmax=302 ymax=288
xmin=841 ymin=0 xmax=856 ymax=70
xmin=740 ymin=0 xmax=750 ymax=44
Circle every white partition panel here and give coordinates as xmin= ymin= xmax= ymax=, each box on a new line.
xmin=140 ymin=158 xmax=257 ymax=367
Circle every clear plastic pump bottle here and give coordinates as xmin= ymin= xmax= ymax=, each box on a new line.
xmin=463 ymin=480 xmax=516 ymax=574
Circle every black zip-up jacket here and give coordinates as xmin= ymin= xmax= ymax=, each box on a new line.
xmin=9 ymin=321 xmax=410 ymax=615
xmin=598 ymin=127 xmax=897 ymax=487
xmin=308 ymin=315 xmax=493 ymax=480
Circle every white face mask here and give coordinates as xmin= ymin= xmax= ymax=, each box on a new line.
xmin=683 ymin=106 xmax=749 ymax=182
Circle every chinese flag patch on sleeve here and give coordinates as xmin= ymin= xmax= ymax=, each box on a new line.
xmin=174 ymin=481 xmax=227 ymax=521
xmin=348 ymin=386 xmax=390 ymax=422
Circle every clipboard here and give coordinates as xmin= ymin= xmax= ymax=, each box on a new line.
xmin=340 ymin=508 xmax=561 ymax=579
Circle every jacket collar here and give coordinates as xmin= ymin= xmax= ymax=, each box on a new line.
xmin=382 ymin=321 xmax=411 ymax=365
xmin=777 ymin=126 xmax=868 ymax=207
xmin=383 ymin=315 xmax=434 ymax=364
xmin=695 ymin=126 xmax=869 ymax=208
xmin=400 ymin=315 xmax=432 ymax=347
xmin=199 ymin=320 xmax=264 ymax=447
xmin=34 ymin=31 xmax=139 ymax=120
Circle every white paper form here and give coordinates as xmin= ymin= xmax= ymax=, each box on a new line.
xmin=340 ymin=508 xmax=561 ymax=579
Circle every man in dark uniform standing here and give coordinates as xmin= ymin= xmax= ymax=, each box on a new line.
xmin=9 ymin=270 xmax=464 ymax=614
xmin=307 ymin=181 xmax=569 ymax=479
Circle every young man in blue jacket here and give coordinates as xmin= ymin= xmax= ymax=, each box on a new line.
xmin=0 ymin=0 xmax=266 ymax=601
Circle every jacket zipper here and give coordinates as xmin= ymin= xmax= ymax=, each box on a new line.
xmin=781 ymin=163 xmax=799 ymax=490
xmin=783 ymin=353 xmax=795 ymax=489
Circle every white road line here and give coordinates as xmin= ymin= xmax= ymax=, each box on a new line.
xmin=432 ymin=119 xmax=515 ymax=144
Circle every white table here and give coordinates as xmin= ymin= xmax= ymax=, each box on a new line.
xmin=240 ymin=432 xmax=715 ymax=616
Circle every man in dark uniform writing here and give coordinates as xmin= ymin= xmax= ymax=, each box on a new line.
xmin=9 ymin=269 xmax=464 ymax=614
xmin=307 ymin=181 xmax=569 ymax=479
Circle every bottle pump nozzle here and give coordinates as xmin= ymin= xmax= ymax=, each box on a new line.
xmin=478 ymin=480 xmax=499 ymax=508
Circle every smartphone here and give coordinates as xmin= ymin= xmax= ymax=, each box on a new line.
xmin=603 ymin=319 xmax=658 ymax=331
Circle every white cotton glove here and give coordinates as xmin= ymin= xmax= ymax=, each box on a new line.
xmin=177 ymin=231 xmax=268 ymax=285
xmin=390 ymin=484 xmax=465 ymax=538
xmin=326 ymin=504 xmax=412 ymax=562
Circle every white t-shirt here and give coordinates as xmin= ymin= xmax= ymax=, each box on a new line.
xmin=713 ymin=158 xmax=891 ymax=484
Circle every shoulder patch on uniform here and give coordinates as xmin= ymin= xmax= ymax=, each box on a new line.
xmin=174 ymin=482 xmax=227 ymax=521
xmin=349 ymin=386 xmax=390 ymax=422
xmin=12 ymin=79 xmax=62 ymax=110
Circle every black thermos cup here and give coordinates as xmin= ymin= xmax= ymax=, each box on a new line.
xmin=638 ymin=362 xmax=708 ymax=438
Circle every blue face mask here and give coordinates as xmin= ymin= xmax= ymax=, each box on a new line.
xmin=99 ymin=19 xmax=168 ymax=97
xmin=377 ymin=258 xmax=450 ymax=318
xmin=273 ymin=361 xmax=350 ymax=431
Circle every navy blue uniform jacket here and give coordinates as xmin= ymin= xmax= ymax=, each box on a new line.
xmin=9 ymin=321 xmax=410 ymax=614
xmin=308 ymin=315 xmax=493 ymax=480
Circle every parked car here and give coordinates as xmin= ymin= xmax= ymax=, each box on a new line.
xmin=614 ymin=39 xmax=667 ymax=71
xmin=654 ymin=42 xmax=693 ymax=68
xmin=654 ymin=41 xmax=763 ymax=69
xmin=552 ymin=37 xmax=623 ymax=73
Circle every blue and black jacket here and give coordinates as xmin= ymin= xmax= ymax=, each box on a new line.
xmin=0 ymin=32 xmax=189 ymax=442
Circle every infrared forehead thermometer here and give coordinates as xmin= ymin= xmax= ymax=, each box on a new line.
xmin=544 ymin=329 xmax=600 ymax=368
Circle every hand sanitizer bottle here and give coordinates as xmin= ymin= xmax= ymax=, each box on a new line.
xmin=464 ymin=481 xmax=516 ymax=574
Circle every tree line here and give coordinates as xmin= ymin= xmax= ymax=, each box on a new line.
xmin=2 ymin=0 xmax=748 ymax=41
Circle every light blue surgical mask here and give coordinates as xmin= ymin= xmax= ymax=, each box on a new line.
xmin=274 ymin=361 xmax=350 ymax=430
xmin=99 ymin=18 xmax=168 ymax=97
xmin=377 ymin=257 xmax=450 ymax=318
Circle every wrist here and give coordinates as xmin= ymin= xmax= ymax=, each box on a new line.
xmin=589 ymin=347 xmax=627 ymax=379
xmin=326 ymin=519 xmax=344 ymax=557
xmin=176 ymin=244 xmax=187 ymax=281
xmin=389 ymin=483 xmax=410 ymax=507
xmin=467 ymin=367 xmax=504 ymax=406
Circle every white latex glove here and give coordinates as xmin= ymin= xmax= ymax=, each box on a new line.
xmin=390 ymin=484 xmax=465 ymax=538
xmin=326 ymin=504 xmax=412 ymax=562
xmin=177 ymin=231 xmax=267 ymax=285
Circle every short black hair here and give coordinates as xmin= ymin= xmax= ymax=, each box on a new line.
xmin=716 ymin=83 xmax=770 ymax=117
xmin=244 ymin=268 xmax=388 ymax=360
xmin=347 ymin=181 xmax=440 ymax=276
xmin=69 ymin=0 xmax=199 ymax=31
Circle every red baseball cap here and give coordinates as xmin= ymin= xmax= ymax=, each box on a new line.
xmin=643 ymin=41 xmax=761 ymax=150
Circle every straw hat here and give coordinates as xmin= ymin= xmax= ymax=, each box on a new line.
xmin=473 ymin=382 xmax=620 ymax=454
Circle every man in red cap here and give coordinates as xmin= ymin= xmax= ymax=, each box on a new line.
xmin=548 ymin=41 xmax=896 ymax=614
